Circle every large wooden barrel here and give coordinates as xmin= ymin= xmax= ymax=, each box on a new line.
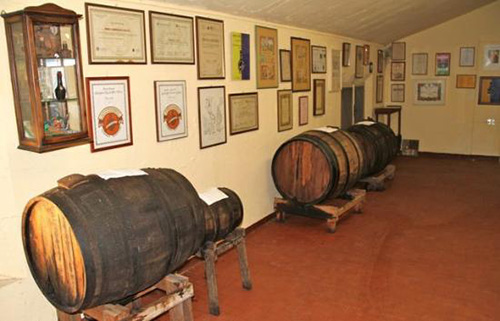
xmin=22 ymin=168 xmax=242 ymax=313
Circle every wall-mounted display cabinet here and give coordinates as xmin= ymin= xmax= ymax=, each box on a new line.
xmin=2 ymin=3 xmax=88 ymax=152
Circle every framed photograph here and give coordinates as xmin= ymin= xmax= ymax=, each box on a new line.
xmin=196 ymin=16 xmax=225 ymax=79
xmin=391 ymin=61 xmax=406 ymax=81
xmin=86 ymin=4 xmax=146 ymax=64
xmin=342 ymin=42 xmax=351 ymax=67
xmin=392 ymin=42 xmax=406 ymax=61
xmin=255 ymin=26 xmax=278 ymax=88
xmin=86 ymin=77 xmax=133 ymax=152
xmin=376 ymin=75 xmax=384 ymax=103
xmin=277 ymin=90 xmax=293 ymax=131
xmin=478 ymin=77 xmax=500 ymax=105
xmin=154 ymin=80 xmax=188 ymax=142
xmin=198 ymin=86 xmax=226 ymax=148
xmin=291 ymin=37 xmax=311 ymax=92
xmin=280 ymin=49 xmax=291 ymax=82
xmin=435 ymin=53 xmax=451 ymax=76
xmin=482 ymin=44 xmax=500 ymax=70
xmin=299 ymin=96 xmax=308 ymax=126
xmin=377 ymin=49 xmax=384 ymax=73
xmin=149 ymin=12 xmax=194 ymax=64
xmin=313 ymin=79 xmax=326 ymax=116
xmin=312 ymin=45 xmax=327 ymax=73
xmin=231 ymin=32 xmax=250 ymax=80
xmin=456 ymin=74 xmax=476 ymax=89
xmin=391 ymin=84 xmax=405 ymax=102
xmin=355 ymin=45 xmax=364 ymax=78
xmin=414 ymin=79 xmax=446 ymax=105
xmin=459 ymin=47 xmax=475 ymax=67
xmin=412 ymin=53 xmax=428 ymax=75
xmin=363 ymin=45 xmax=370 ymax=65
xmin=331 ymin=49 xmax=341 ymax=92
xmin=228 ymin=92 xmax=259 ymax=135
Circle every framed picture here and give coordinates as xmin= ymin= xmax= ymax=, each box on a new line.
xmin=299 ymin=96 xmax=308 ymax=126
xmin=312 ymin=45 xmax=327 ymax=73
xmin=255 ymin=26 xmax=278 ymax=88
xmin=196 ymin=16 xmax=225 ymax=79
xmin=313 ymin=79 xmax=326 ymax=116
xmin=363 ymin=45 xmax=370 ymax=65
xmin=331 ymin=49 xmax=341 ymax=92
xmin=86 ymin=77 xmax=133 ymax=152
xmin=376 ymin=75 xmax=384 ymax=103
xmin=291 ymin=37 xmax=311 ymax=92
xmin=391 ymin=61 xmax=405 ymax=81
xmin=280 ymin=49 xmax=291 ymax=82
xmin=392 ymin=42 xmax=406 ymax=61
xmin=228 ymin=92 xmax=259 ymax=135
xmin=198 ymin=86 xmax=227 ymax=148
xmin=149 ymin=12 xmax=194 ymax=64
xmin=154 ymin=80 xmax=188 ymax=142
xmin=412 ymin=53 xmax=428 ymax=75
xmin=414 ymin=79 xmax=446 ymax=105
xmin=355 ymin=45 xmax=364 ymax=78
xmin=231 ymin=32 xmax=250 ymax=80
xmin=482 ymin=44 xmax=500 ymax=70
xmin=86 ymin=4 xmax=146 ymax=64
xmin=459 ymin=47 xmax=475 ymax=67
xmin=478 ymin=77 xmax=500 ymax=105
xmin=435 ymin=53 xmax=451 ymax=76
xmin=377 ymin=49 xmax=384 ymax=73
xmin=342 ymin=42 xmax=351 ymax=67
xmin=277 ymin=90 xmax=293 ymax=131
xmin=456 ymin=74 xmax=476 ymax=89
xmin=391 ymin=84 xmax=405 ymax=102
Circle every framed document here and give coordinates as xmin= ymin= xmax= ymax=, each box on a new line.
xmin=291 ymin=37 xmax=311 ymax=92
xmin=196 ymin=17 xmax=225 ymax=79
xmin=277 ymin=90 xmax=293 ymax=131
xmin=459 ymin=47 xmax=475 ymax=67
xmin=149 ymin=12 xmax=194 ymax=64
xmin=312 ymin=45 xmax=327 ymax=73
xmin=231 ymin=32 xmax=250 ymax=80
xmin=456 ymin=74 xmax=476 ymax=89
xmin=255 ymin=26 xmax=278 ymax=88
xmin=313 ymin=79 xmax=326 ymax=116
xmin=391 ymin=62 xmax=406 ymax=81
xmin=391 ymin=84 xmax=405 ymax=103
xmin=198 ymin=86 xmax=226 ymax=148
xmin=280 ymin=49 xmax=291 ymax=82
xmin=482 ymin=44 xmax=500 ymax=70
xmin=436 ymin=53 xmax=451 ymax=76
xmin=299 ymin=96 xmax=308 ymax=126
xmin=86 ymin=77 xmax=133 ymax=152
xmin=392 ymin=42 xmax=406 ymax=61
xmin=342 ymin=42 xmax=351 ymax=67
xmin=331 ymin=49 xmax=341 ymax=92
xmin=228 ymin=93 xmax=259 ymax=135
xmin=85 ymin=4 xmax=146 ymax=64
xmin=363 ymin=45 xmax=370 ymax=65
xmin=376 ymin=75 xmax=384 ymax=103
xmin=412 ymin=53 xmax=428 ymax=75
xmin=355 ymin=45 xmax=364 ymax=78
xmin=377 ymin=49 xmax=384 ymax=73
xmin=154 ymin=80 xmax=188 ymax=142
xmin=414 ymin=79 xmax=446 ymax=105
xmin=478 ymin=77 xmax=500 ymax=105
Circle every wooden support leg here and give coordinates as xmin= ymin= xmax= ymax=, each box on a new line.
xmin=233 ymin=228 xmax=252 ymax=290
xmin=353 ymin=202 xmax=364 ymax=214
xmin=202 ymin=242 xmax=220 ymax=316
xmin=160 ymin=275 xmax=194 ymax=321
xmin=276 ymin=211 xmax=286 ymax=222
xmin=326 ymin=219 xmax=337 ymax=233
xmin=57 ymin=311 xmax=81 ymax=321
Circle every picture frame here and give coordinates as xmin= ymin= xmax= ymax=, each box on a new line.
xmin=482 ymin=44 xmax=500 ymax=70
xmin=291 ymin=37 xmax=311 ymax=92
xmin=198 ymin=86 xmax=227 ymax=148
xmin=313 ymin=79 xmax=326 ymax=116
xmin=435 ymin=53 xmax=451 ymax=76
xmin=355 ymin=45 xmax=364 ymax=78
xmin=331 ymin=49 xmax=341 ymax=92
xmin=154 ymin=80 xmax=188 ymax=142
xmin=392 ymin=42 xmax=406 ymax=61
xmin=377 ymin=49 xmax=384 ymax=73
xmin=376 ymin=75 xmax=384 ymax=103
xmin=228 ymin=92 xmax=259 ymax=135
xmin=391 ymin=83 xmax=405 ymax=103
xmin=478 ymin=76 xmax=500 ymax=105
xmin=149 ymin=12 xmax=194 ymax=64
xmin=412 ymin=53 xmax=428 ymax=75
xmin=363 ymin=44 xmax=370 ymax=65
xmin=299 ymin=96 xmax=308 ymax=126
xmin=277 ymin=90 xmax=293 ymax=131
xmin=86 ymin=3 xmax=147 ymax=64
xmin=311 ymin=45 xmax=327 ymax=73
xmin=86 ymin=77 xmax=133 ymax=152
xmin=459 ymin=47 xmax=475 ymax=67
xmin=391 ymin=61 xmax=406 ymax=81
xmin=255 ymin=26 xmax=278 ymax=88
xmin=279 ymin=49 xmax=291 ymax=82
xmin=196 ymin=16 xmax=225 ymax=79
xmin=414 ymin=79 xmax=446 ymax=105
xmin=456 ymin=74 xmax=476 ymax=89
xmin=342 ymin=42 xmax=351 ymax=67
xmin=231 ymin=32 xmax=250 ymax=80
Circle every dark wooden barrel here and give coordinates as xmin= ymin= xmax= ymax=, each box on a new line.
xmin=22 ymin=168 xmax=242 ymax=313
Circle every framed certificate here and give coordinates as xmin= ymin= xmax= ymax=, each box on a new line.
xmin=391 ymin=84 xmax=405 ymax=103
xmin=414 ymin=79 xmax=446 ymax=105
xmin=412 ymin=53 xmax=428 ymax=75
xmin=154 ymin=80 xmax=188 ymax=142
xmin=355 ymin=45 xmax=364 ymax=78
xmin=299 ymin=96 xmax=308 ymax=126
xmin=196 ymin=17 xmax=225 ymax=79
xmin=391 ymin=62 xmax=406 ymax=81
xmin=313 ymin=79 xmax=326 ymax=116
xmin=86 ymin=77 xmax=133 ymax=152
xmin=459 ymin=47 xmax=475 ymax=67
xmin=456 ymin=74 xmax=476 ymax=89
xmin=312 ymin=45 xmax=327 ymax=73
xmin=291 ymin=37 xmax=311 ymax=92
xmin=377 ymin=49 xmax=384 ymax=73
xmin=198 ymin=86 xmax=227 ymax=148
xmin=228 ymin=93 xmax=259 ymax=135
xmin=277 ymin=90 xmax=293 ymax=132
xmin=342 ymin=42 xmax=351 ymax=67
xmin=149 ymin=12 xmax=194 ymax=64
xmin=376 ymin=75 xmax=384 ymax=103
xmin=331 ymin=49 xmax=341 ymax=92
xmin=85 ymin=3 xmax=146 ymax=64
xmin=255 ymin=26 xmax=279 ymax=88
xmin=280 ymin=49 xmax=291 ymax=82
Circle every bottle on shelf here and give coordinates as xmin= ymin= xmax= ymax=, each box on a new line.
xmin=54 ymin=71 xmax=66 ymax=101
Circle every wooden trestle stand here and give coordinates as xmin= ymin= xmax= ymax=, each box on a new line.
xmin=357 ymin=164 xmax=396 ymax=191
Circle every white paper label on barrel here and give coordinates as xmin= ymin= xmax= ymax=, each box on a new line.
xmin=97 ymin=169 xmax=148 ymax=180
xmin=199 ymin=187 xmax=228 ymax=205
xmin=314 ymin=126 xmax=338 ymax=133
xmin=356 ymin=121 xmax=376 ymax=126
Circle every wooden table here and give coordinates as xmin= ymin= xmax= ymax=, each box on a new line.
xmin=374 ymin=106 xmax=402 ymax=136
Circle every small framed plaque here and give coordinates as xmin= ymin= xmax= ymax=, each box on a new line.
xmin=391 ymin=62 xmax=406 ymax=81
xmin=456 ymin=74 xmax=476 ymax=89
xmin=228 ymin=93 xmax=259 ymax=135
xmin=299 ymin=96 xmax=308 ymax=126
xmin=391 ymin=84 xmax=405 ymax=103
xmin=196 ymin=16 xmax=225 ymax=79
xmin=312 ymin=45 xmax=327 ymax=73
xmin=313 ymin=79 xmax=326 ymax=116
xmin=280 ymin=49 xmax=291 ymax=82
xmin=277 ymin=90 xmax=293 ymax=131
xmin=459 ymin=47 xmax=475 ymax=67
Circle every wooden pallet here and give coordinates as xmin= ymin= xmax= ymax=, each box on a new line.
xmin=357 ymin=164 xmax=396 ymax=191
xmin=274 ymin=189 xmax=366 ymax=233
xmin=57 ymin=274 xmax=194 ymax=321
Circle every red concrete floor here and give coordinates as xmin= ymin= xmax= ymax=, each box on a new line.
xmin=176 ymin=155 xmax=500 ymax=321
